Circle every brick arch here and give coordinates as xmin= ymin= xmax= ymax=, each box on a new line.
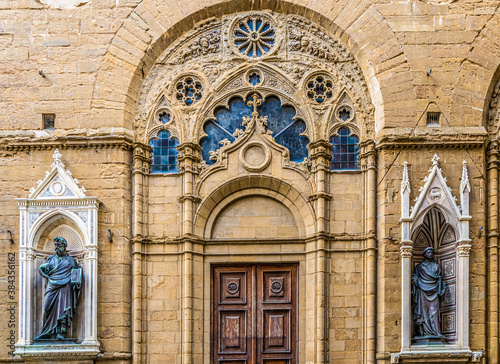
xmin=91 ymin=0 xmax=412 ymax=134
xmin=486 ymin=64 xmax=500 ymax=136
xmin=194 ymin=176 xmax=316 ymax=238
xmin=450 ymin=9 xmax=500 ymax=129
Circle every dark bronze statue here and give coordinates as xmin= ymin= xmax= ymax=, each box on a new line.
xmin=34 ymin=237 xmax=82 ymax=341
xmin=411 ymin=247 xmax=446 ymax=343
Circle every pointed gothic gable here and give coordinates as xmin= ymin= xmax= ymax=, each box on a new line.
xmin=28 ymin=149 xmax=87 ymax=200
xmin=409 ymin=155 xmax=464 ymax=237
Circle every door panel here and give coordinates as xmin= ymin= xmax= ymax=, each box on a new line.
xmin=213 ymin=264 xmax=297 ymax=364
xmin=213 ymin=266 xmax=253 ymax=363
xmin=257 ymin=266 xmax=296 ymax=363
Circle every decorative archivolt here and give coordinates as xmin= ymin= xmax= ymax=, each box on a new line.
xmin=488 ymin=77 xmax=500 ymax=136
xmin=136 ymin=11 xmax=374 ymax=146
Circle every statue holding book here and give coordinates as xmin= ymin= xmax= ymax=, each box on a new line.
xmin=34 ymin=236 xmax=83 ymax=341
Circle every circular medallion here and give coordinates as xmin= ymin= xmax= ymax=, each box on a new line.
xmin=226 ymin=281 xmax=240 ymax=295
xmin=270 ymin=280 xmax=283 ymax=294
xmin=306 ymin=74 xmax=335 ymax=104
xmin=428 ymin=187 xmax=443 ymax=203
xmin=230 ymin=13 xmax=279 ymax=59
xmin=49 ymin=181 xmax=66 ymax=196
xmin=240 ymin=142 xmax=271 ymax=172
xmin=335 ymin=105 xmax=354 ymax=123
xmin=175 ymin=76 xmax=203 ymax=106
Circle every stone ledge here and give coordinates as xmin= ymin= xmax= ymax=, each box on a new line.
xmin=14 ymin=342 xmax=100 ymax=361
xmin=391 ymin=350 xmax=483 ymax=364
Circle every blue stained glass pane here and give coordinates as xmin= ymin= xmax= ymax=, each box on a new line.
xmin=330 ymin=128 xmax=359 ymax=171
xmin=249 ymin=73 xmax=261 ymax=86
xmin=258 ymin=96 xmax=297 ymax=135
xmin=149 ymin=130 xmax=179 ymax=174
xmin=200 ymin=122 xmax=235 ymax=164
xmin=213 ymin=98 xmax=251 ymax=135
xmin=159 ymin=112 xmax=170 ymax=124
xmin=275 ymin=120 xmax=309 ymax=162
xmin=200 ymin=95 xmax=310 ymax=164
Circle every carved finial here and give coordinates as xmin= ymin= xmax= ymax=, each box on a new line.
xmin=53 ymin=148 xmax=62 ymax=161
xmin=51 ymin=148 xmax=65 ymax=169
xmin=432 ymin=154 xmax=440 ymax=166
xmin=247 ymin=93 xmax=262 ymax=117
xmin=401 ymin=161 xmax=410 ymax=194
xmin=460 ymin=160 xmax=471 ymax=193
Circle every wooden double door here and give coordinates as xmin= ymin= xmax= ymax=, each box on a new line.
xmin=212 ymin=264 xmax=298 ymax=364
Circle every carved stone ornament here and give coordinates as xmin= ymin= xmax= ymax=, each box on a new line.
xmin=135 ymin=11 xmax=374 ymax=148
xmin=15 ymin=149 xmax=101 ymax=360
xmin=398 ymin=154 xmax=473 ymax=356
xmin=228 ymin=12 xmax=280 ymax=59
xmin=240 ymin=141 xmax=271 ymax=172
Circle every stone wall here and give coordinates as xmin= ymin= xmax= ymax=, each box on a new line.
xmin=0 ymin=0 xmax=499 ymax=363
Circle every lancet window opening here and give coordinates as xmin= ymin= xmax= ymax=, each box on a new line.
xmin=149 ymin=130 xmax=179 ymax=173
xmin=330 ymin=127 xmax=359 ymax=170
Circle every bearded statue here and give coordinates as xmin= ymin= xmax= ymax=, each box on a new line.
xmin=34 ymin=237 xmax=82 ymax=341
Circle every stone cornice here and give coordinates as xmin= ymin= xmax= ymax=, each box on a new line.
xmin=375 ymin=134 xmax=486 ymax=150
xmin=0 ymin=135 xmax=135 ymax=151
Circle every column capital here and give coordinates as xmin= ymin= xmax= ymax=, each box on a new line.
xmin=457 ymin=244 xmax=472 ymax=257
xmin=400 ymin=245 xmax=413 ymax=257
xmin=132 ymin=143 xmax=152 ymax=174
xmin=177 ymin=142 xmax=202 ymax=173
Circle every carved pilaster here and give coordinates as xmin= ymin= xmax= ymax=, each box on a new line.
xmin=359 ymin=139 xmax=376 ymax=171
xmin=177 ymin=142 xmax=202 ymax=174
xmin=133 ymin=143 xmax=152 ymax=175
xmin=486 ymin=138 xmax=500 ymax=362
xmin=307 ymin=140 xmax=332 ymax=172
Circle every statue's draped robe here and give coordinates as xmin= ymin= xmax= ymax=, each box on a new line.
xmin=412 ymin=259 xmax=445 ymax=337
xmin=36 ymin=254 xmax=79 ymax=339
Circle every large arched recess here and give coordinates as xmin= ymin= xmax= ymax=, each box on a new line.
xmin=453 ymin=9 xmax=500 ymax=128
xmin=194 ymin=175 xmax=316 ymax=238
xmin=91 ymin=0 xmax=414 ymax=133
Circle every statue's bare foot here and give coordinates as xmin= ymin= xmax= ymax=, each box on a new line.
xmin=56 ymin=334 xmax=64 ymax=340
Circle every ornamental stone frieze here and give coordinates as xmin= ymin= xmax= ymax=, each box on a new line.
xmin=135 ymin=11 xmax=374 ymax=153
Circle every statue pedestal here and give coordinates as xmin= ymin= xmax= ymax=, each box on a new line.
xmin=412 ymin=336 xmax=447 ymax=345
xmin=14 ymin=341 xmax=100 ymax=361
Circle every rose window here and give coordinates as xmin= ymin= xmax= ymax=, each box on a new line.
xmin=306 ymin=75 xmax=334 ymax=103
xmin=175 ymin=76 xmax=203 ymax=106
xmin=234 ymin=16 xmax=275 ymax=58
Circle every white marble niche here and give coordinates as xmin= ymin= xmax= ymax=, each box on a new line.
xmin=392 ymin=155 xmax=482 ymax=363
xmin=14 ymin=149 xmax=101 ymax=360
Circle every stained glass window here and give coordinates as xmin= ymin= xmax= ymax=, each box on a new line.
xmin=200 ymin=95 xmax=309 ymax=164
xmin=330 ymin=128 xmax=359 ymax=170
xmin=150 ymin=130 xmax=179 ymax=173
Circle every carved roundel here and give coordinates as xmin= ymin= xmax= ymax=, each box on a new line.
xmin=270 ymin=280 xmax=283 ymax=294
xmin=240 ymin=141 xmax=271 ymax=172
xmin=230 ymin=14 xmax=278 ymax=59
xmin=155 ymin=107 xmax=172 ymax=125
xmin=306 ymin=74 xmax=335 ymax=104
xmin=245 ymin=68 xmax=263 ymax=87
xmin=427 ymin=187 xmax=444 ymax=204
xmin=49 ymin=180 xmax=66 ymax=196
xmin=175 ymin=76 xmax=203 ymax=106
xmin=226 ymin=281 xmax=240 ymax=295
xmin=335 ymin=104 xmax=354 ymax=123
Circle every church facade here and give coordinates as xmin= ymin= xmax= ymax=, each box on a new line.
xmin=0 ymin=0 xmax=500 ymax=363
